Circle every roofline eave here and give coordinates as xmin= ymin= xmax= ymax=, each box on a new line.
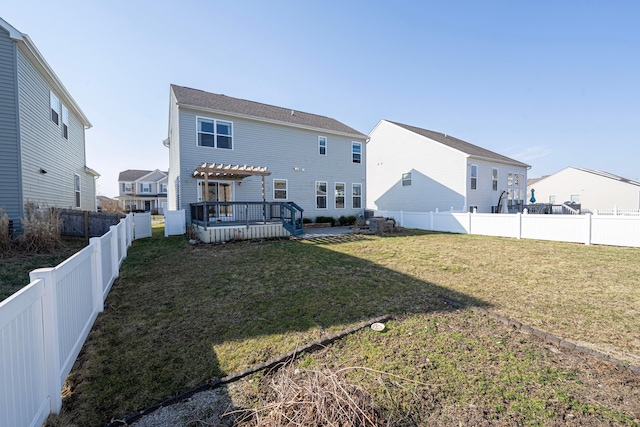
xmin=176 ymin=102 xmax=368 ymax=140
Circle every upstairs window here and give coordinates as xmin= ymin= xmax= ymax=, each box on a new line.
xmin=123 ymin=183 xmax=133 ymax=193
xmin=50 ymin=91 xmax=60 ymax=125
xmin=141 ymin=183 xmax=151 ymax=193
xmin=74 ymin=174 xmax=81 ymax=208
xmin=160 ymin=183 xmax=167 ymax=193
xmin=402 ymin=172 xmax=412 ymax=186
xmin=352 ymin=142 xmax=361 ymax=163
xmin=273 ymin=179 xmax=287 ymax=200
xmin=197 ymin=117 xmax=233 ymax=149
xmin=61 ymin=104 xmax=69 ymax=139
xmin=318 ymin=136 xmax=327 ymax=155
xmin=492 ymin=168 xmax=498 ymax=191
xmin=470 ymin=164 xmax=478 ymax=190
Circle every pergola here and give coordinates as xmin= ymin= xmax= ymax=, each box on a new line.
xmin=192 ymin=163 xmax=272 ymax=202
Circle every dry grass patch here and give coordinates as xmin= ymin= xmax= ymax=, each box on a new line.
xmin=46 ymin=230 xmax=640 ymax=426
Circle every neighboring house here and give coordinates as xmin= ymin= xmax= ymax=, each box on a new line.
xmin=527 ymin=167 xmax=640 ymax=212
xmin=164 ymin=85 xmax=368 ymax=224
xmin=0 ymin=18 xmax=98 ymax=232
xmin=367 ymin=120 xmax=530 ymax=213
xmin=117 ymin=169 xmax=168 ymax=213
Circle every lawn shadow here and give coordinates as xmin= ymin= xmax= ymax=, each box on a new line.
xmin=58 ymin=229 xmax=491 ymax=425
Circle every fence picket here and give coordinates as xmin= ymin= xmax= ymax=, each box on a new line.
xmin=0 ymin=214 xmax=135 ymax=426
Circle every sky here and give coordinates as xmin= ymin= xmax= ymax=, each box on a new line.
xmin=3 ymin=1 xmax=639 ymax=197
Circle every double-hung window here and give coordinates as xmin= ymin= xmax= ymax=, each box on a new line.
xmin=123 ymin=183 xmax=133 ymax=193
xmin=141 ymin=183 xmax=151 ymax=193
xmin=352 ymin=142 xmax=361 ymax=163
xmin=492 ymin=168 xmax=498 ymax=191
xmin=316 ymin=181 xmax=327 ymax=209
xmin=335 ymin=183 xmax=345 ymax=209
xmin=273 ymin=179 xmax=287 ymax=200
xmin=197 ymin=117 xmax=233 ymax=149
xmin=160 ymin=183 xmax=168 ymax=193
xmin=50 ymin=91 xmax=60 ymax=125
xmin=402 ymin=172 xmax=412 ymax=186
xmin=470 ymin=164 xmax=478 ymax=190
xmin=352 ymin=183 xmax=362 ymax=209
xmin=318 ymin=136 xmax=327 ymax=156
xmin=61 ymin=104 xmax=69 ymax=139
xmin=74 ymin=174 xmax=81 ymax=208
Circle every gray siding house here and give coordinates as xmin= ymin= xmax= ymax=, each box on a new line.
xmin=0 ymin=18 xmax=98 ymax=231
xmin=367 ymin=120 xmax=530 ymax=213
xmin=117 ymin=169 xmax=168 ymax=213
xmin=165 ymin=85 xmax=368 ymax=227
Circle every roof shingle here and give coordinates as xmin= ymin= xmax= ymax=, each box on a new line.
xmin=171 ymin=85 xmax=367 ymax=138
xmin=387 ymin=120 xmax=529 ymax=168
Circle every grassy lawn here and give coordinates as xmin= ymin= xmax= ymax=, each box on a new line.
xmin=0 ymin=236 xmax=88 ymax=301
xmin=46 ymin=228 xmax=640 ymax=426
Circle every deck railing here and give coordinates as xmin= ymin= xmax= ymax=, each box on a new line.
xmin=190 ymin=201 xmax=303 ymax=234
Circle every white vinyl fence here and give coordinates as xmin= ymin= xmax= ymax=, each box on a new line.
xmin=376 ymin=210 xmax=640 ymax=248
xmin=0 ymin=213 xmax=149 ymax=427
xmin=164 ymin=209 xmax=186 ymax=237
xmin=133 ymin=212 xmax=152 ymax=239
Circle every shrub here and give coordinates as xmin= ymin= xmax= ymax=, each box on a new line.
xmin=338 ymin=215 xmax=358 ymax=226
xmin=19 ymin=203 xmax=62 ymax=253
xmin=0 ymin=208 xmax=11 ymax=252
xmin=315 ymin=216 xmax=336 ymax=226
xmin=302 ymin=217 xmax=313 ymax=224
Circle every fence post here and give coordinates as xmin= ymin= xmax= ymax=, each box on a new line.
xmin=110 ymin=225 xmax=119 ymax=279
xmin=516 ymin=212 xmax=522 ymax=239
xmin=585 ymin=213 xmax=592 ymax=245
xmin=400 ymin=210 xmax=404 ymax=227
xmin=90 ymin=237 xmax=104 ymax=312
xmin=29 ymin=267 xmax=63 ymax=414
xmin=467 ymin=212 xmax=472 ymax=234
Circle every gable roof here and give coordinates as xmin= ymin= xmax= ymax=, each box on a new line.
xmin=171 ymin=84 xmax=367 ymax=139
xmin=573 ymin=167 xmax=640 ymax=187
xmin=386 ymin=120 xmax=529 ymax=168
xmin=0 ymin=17 xmax=91 ymax=128
xmin=118 ymin=169 xmax=167 ymax=182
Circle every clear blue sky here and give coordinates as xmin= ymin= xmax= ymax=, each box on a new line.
xmin=4 ymin=1 xmax=639 ymax=197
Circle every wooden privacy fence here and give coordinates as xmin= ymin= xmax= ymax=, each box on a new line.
xmin=58 ymin=209 xmax=123 ymax=238
xmin=0 ymin=214 xmax=144 ymax=427
xmin=375 ymin=210 xmax=640 ymax=248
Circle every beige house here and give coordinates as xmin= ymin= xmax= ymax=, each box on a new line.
xmin=527 ymin=167 xmax=640 ymax=212
xmin=117 ymin=169 xmax=168 ymax=213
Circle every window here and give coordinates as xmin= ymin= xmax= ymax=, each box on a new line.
xmin=197 ymin=117 xmax=233 ymax=149
xmin=549 ymin=195 xmax=556 ymax=203
xmin=141 ymin=183 xmax=151 ymax=193
xmin=61 ymin=104 xmax=69 ymax=139
xmin=508 ymin=173 xmax=514 ymax=187
xmin=316 ymin=181 xmax=327 ymax=209
xmin=123 ymin=182 xmax=133 ymax=193
xmin=570 ymin=194 xmax=580 ymax=203
xmin=352 ymin=183 xmax=362 ymax=209
xmin=469 ymin=205 xmax=478 ymax=213
xmin=50 ymin=91 xmax=59 ymax=125
xmin=352 ymin=142 xmax=361 ymax=163
xmin=318 ymin=136 xmax=327 ymax=156
xmin=402 ymin=172 xmax=412 ymax=186
xmin=273 ymin=179 xmax=287 ymax=200
xmin=492 ymin=168 xmax=498 ymax=191
xmin=74 ymin=174 xmax=81 ymax=208
xmin=335 ymin=182 xmax=345 ymax=209
xmin=160 ymin=183 xmax=167 ymax=193
xmin=470 ymin=164 xmax=478 ymax=190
